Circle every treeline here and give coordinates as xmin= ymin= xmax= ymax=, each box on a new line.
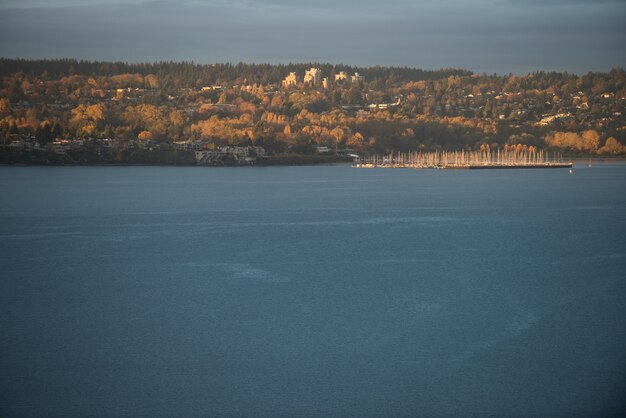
xmin=1 ymin=58 xmax=625 ymax=156
xmin=0 ymin=58 xmax=471 ymax=86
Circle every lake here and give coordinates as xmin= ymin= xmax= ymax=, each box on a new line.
xmin=1 ymin=163 xmax=625 ymax=416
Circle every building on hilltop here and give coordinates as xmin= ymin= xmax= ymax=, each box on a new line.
xmin=322 ymin=77 xmax=329 ymax=89
xmin=335 ymin=71 xmax=348 ymax=82
xmin=304 ymin=68 xmax=321 ymax=85
xmin=335 ymin=71 xmax=365 ymax=83
xmin=282 ymin=72 xmax=298 ymax=89
xmin=351 ymin=72 xmax=365 ymax=83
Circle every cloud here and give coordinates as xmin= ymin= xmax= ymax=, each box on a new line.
xmin=0 ymin=0 xmax=624 ymax=74
xmin=499 ymin=0 xmax=625 ymax=4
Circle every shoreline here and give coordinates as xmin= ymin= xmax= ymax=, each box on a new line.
xmin=0 ymin=152 xmax=623 ymax=168
xmin=0 ymin=152 xmax=354 ymax=168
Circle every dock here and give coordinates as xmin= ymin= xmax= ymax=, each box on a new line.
xmin=353 ymin=149 xmax=572 ymax=170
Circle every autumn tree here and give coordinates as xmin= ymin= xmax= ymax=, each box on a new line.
xmin=598 ymin=137 xmax=625 ymax=155
xmin=70 ymin=103 xmax=106 ymax=137
xmin=137 ymin=130 xmax=153 ymax=141
xmin=545 ymin=130 xmax=600 ymax=152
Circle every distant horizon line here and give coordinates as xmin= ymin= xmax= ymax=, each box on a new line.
xmin=2 ymin=56 xmax=625 ymax=78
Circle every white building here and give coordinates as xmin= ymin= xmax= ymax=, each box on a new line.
xmin=351 ymin=72 xmax=365 ymax=83
xmin=304 ymin=68 xmax=321 ymax=85
xmin=335 ymin=71 xmax=348 ymax=82
xmin=282 ymin=72 xmax=298 ymax=89
xmin=335 ymin=71 xmax=364 ymax=83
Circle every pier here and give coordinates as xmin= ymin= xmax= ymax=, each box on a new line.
xmin=354 ymin=149 xmax=572 ymax=170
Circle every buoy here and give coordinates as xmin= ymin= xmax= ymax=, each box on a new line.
xmin=569 ymin=169 xmax=573 ymax=174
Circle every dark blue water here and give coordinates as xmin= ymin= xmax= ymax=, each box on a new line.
xmin=1 ymin=163 xmax=625 ymax=417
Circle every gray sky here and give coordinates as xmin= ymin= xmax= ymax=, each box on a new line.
xmin=0 ymin=0 xmax=624 ymax=74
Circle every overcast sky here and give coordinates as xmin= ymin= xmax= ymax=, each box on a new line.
xmin=0 ymin=0 xmax=624 ymax=74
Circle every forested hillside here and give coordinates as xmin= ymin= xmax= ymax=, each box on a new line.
xmin=1 ymin=58 xmax=624 ymax=157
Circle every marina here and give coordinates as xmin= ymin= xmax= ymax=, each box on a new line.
xmin=354 ymin=149 xmax=573 ymax=169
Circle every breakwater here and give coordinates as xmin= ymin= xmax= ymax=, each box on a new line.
xmin=354 ymin=149 xmax=572 ymax=169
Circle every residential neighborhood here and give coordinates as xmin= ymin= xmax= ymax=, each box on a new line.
xmin=1 ymin=59 xmax=625 ymax=166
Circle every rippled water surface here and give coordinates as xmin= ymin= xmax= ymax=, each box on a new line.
xmin=1 ymin=163 xmax=625 ymax=416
